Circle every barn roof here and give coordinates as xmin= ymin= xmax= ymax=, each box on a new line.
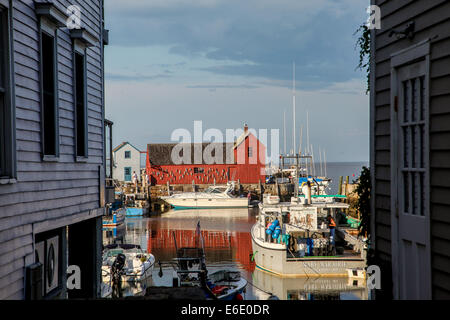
xmin=147 ymin=143 xmax=235 ymax=166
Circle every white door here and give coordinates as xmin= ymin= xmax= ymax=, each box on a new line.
xmin=392 ymin=48 xmax=431 ymax=299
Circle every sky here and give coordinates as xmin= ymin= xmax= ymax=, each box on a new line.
xmin=104 ymin=0 xmax=370 ymax=163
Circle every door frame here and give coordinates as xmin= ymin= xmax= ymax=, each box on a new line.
xmin=390 ymin=40 xmax=432 ymax=299
xmin=124 ymin=166 xmax=132 ymax=182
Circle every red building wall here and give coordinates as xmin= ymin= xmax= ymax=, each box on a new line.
xmin=146 ymin=133 xmax=266 ymax=185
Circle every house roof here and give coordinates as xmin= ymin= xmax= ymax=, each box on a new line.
xmin=113 ymin=141 xmax=141 ymax=153
xmin=148 ymin=143 xmax=235 ymax=166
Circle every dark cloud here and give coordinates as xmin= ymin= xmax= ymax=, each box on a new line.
xmin=105 ymin=0 xmax=367 ymax=85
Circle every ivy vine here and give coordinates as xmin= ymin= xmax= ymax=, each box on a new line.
xmin=354 ymin=24 xmax=371 ymax=94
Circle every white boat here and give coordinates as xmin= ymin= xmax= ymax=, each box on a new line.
xmin=207 ymin=269 xmax=247 ymax=300
xmin=251 ymin=199 xmax=367 ymax=277
xmin=161 ymin=182 xmax=248 ymax=209
xmin=102 ymin=244 xmax=155 ymax=283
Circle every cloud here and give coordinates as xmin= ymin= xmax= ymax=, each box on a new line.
xmin=105 ymin=72 xmax=171 ymax=81
xmin=104 ymin=0 xmax=368 ymax=85
xmin=186 ymin=84 xmax=260 ymax=89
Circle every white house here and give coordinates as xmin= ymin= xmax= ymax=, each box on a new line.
xmin=113 ymin=142 xmax=141 ymax=182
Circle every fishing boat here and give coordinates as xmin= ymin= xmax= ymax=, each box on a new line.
xmin=102 ymin=208 xmax=126 ymax=227
xmin=102 ymin=244 xmax=155 ymax=283
xmin=161 ymin=182 xmax=248 ymax=210
xmin=251 ymin=195 xmax=367 ymax=278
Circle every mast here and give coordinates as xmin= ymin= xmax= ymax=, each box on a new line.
xmin=293 ymin=62 xmax=296 ymax=156
xmin=283 ymin=110 xmax=286 ymax=156
xmin=306 ymin=110 xmax=310 ymax=157
xmin=319 ymin=146 xmax=323 ymax=177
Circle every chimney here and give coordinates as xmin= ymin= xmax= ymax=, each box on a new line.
xmin=244 ymin=123 xmax=248 ymax=133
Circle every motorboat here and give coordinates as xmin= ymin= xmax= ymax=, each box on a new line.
xmin=206 ymin=269 xmax=247 ymax=300
xmin=161 ymin=182 xmax=248 ymax=209
xmin=102 ymin=244 xmax=155 ymax=283
xmin=102 ymin=207 xmax=125 ymax=227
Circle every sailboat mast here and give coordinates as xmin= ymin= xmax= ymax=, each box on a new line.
xmin=283 ymin=110 xmax=286 ymax=156
xmin=292 ymin=62 xmax=296 ymax=156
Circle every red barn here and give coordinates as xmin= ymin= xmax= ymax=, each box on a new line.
xmin=146 ymin=125 xmax=266 ymax=185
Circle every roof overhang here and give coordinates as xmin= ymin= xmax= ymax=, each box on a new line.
xmin=70 ymin=28 xmax=99 ymax=47
xmin=34 ymin=1 xmax=68 ymax=28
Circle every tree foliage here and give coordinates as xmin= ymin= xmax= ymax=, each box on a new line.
xmin=353 ymin=166 xmax=371 ymax=237
xmin=354 ymin=24 xmax=371 ymax=94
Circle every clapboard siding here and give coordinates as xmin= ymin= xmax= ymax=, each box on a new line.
xmin=0 ymin=0 xmax=105 ymax=299
xmin=372 ymin=0 xmax=450 ymax=298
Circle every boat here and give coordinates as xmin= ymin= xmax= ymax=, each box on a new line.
xmin=161 ymin=182 xmax=248 ymax=209
xmin=102 ymin=208 xmax=125 ymax=227
xmin=102 ymin=244 xmax=155 ymax=283
xmin=251 ymin=195 xmax=367 ymax=278
xmin=206 ymin=269 xmax=247 ymax=300
xmin=124 ymin=193 xmax=149 ymax=216
xmin=252 ymin=268 xmax=368 ymax=300
xmin=126 ymin=207 xmax=148 ymax=216
xmin=158 ymin=222 xmax=247 ymax=300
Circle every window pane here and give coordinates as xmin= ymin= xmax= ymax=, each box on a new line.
xmin=403 ymin=172 xmax=409 ymax=214
xmin=413 ymin=172 xmax=421 ymax=216
xmin=403 ymin=80 xmax=410 ymax=123
xmin=420 ymin=173 xmax=425 ymax=216
xmin=403 ymin=126 xmax=410 ymax=168
xmin=420 ymin=76 xmax=425 ymax=121
xmin=420 ymin=124 xmax=425 ymax=169
xmin=75 ymin=52 xmax=86 ymax=157
xmin=42 ymin=32 xmax=56 ymax=156
xmin=0 ymin=93 xmax=4 ymax=175
xmin=412 ymin=78 xmax=418 ymax=122
xmin=0 ymin=10 xmax=4 ymax=90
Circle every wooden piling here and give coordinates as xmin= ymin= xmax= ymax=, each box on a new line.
xmin=338 ymin=176 xmax=343 ymax=195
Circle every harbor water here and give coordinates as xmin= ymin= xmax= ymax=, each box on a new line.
xmin=103 ymin=209 xmax=369 ymax=300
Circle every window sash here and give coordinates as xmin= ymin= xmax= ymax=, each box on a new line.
xmin=41 ymin=31 xmax=59 ymax=157
xmin=74 ymin=51 xmax=87 ymax=158
xmin=0 ymin=5 xmax=15 ymax=178
xmin=400 ymin=76 xmax=427 ymax=217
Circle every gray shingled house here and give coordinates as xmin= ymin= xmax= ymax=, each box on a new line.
xmin=0 ymin=0 xmax=108 ymax=299
xmin=370 ymin=0 xmax=450 ymax=299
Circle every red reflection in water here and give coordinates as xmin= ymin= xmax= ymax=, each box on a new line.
xmin=147 ymin=228 xmax=255 ymax=272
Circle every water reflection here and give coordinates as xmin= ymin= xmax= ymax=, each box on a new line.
xmin=102 ymin=208 xmax=368 ymax=300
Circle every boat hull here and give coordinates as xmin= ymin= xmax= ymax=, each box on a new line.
xmin=251 ymin=224 xmax=366 ymax=277
xmin=126 ymin=207 xmax=148 ymax=216
xmin=164 ymin=197 xmax=249 ymax=210
xmin=102 ymin=208 xmax=125 ymax=227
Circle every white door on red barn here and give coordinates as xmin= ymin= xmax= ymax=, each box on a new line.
xmin=391 ymin=44 xmax=431 ymax=299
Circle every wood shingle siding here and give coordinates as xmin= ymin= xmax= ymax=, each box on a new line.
xmin=0 ymin=0 xmax=105 ymax=299
xmin=372 ymin=0 xmax=450 ymax=298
